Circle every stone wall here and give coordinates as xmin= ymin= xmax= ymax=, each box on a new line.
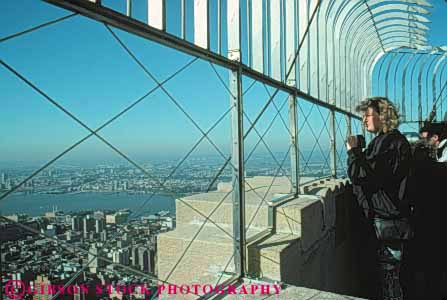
xmin=157 ymin=177 xmax=376 ymax=299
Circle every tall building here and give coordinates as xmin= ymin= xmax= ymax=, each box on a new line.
xmin=0 ymin=173 xmax=5 ymax=185
xmin=88 ymin=244 xmax=100 ymax=274
xmin=83 ymin=215 xmax=95 ymax=235
xmin=138 ymin=247 xmax=149 ymax=272
xmin=112 ymin=248 xmax=130 ymax=266
xmin=131 ymin=246 xmax=139 ymax=266
xmin=149 ymin=248 xmax=156 ymax=274
xmin=72 ymin=216 xmax=83 ymax=231
xmin=95 ymin=218 xmax=105 ymax=233
xmin=100 ymin=230 xmax=107 ymax=242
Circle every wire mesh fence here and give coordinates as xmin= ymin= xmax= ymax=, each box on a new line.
xmin=0 ymin=1 xmax=393 ymax=299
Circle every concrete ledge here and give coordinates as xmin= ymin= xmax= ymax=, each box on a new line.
xmin=157 ymin=177 xmax=374 ymax=299
xmin=247 ymin=233 xmax=300 ymax=281
xmin=218 ymin=280 xmax=367 ymax=300
xmin=157 ymin=224 xmax=235 ymax=285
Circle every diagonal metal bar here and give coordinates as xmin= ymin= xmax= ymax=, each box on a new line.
xmin=209 ymin=62 xmax=236 ymax=99
xmin=46 ymin=105 xmax=236 ymax=298
xmin=300 ymin=122 xmax=332 ymax=176
xmin=1 ymin=56 xmax=238 ymax=298
xmin=243 ymin=0 xmax=322 ymax=139
xmin=298 ymin=104 xmax=332 ymax=173
xmin=2 ymin=30 xmax=237 ymax=247
xmin=298 ymin=103 xmax=331 ymax=147
xmin=105 ymin=21 xmax=267 ymax=220
xmin=105 ymin=25 xmax=239 ymax=178
xmin=129 ymin=106 xmax=235 ymax=227
xmin=163 ymin=186 xmax=235 ymax=282
xmin=0 ymin=56 xmax=197 ymax=202
xmin=105 ymin=24 xmax=270 ymax=236
xmin=297 ymin=101 xmax=319 ymax=135
xmin=300 ymin=125 xmax=331 ymax=175
xmin=0 ymin=59 xmax=166 ymax=201
xmin=243 ymin=78 xmax=257 ymax=96
xmin=205 ymin=156 xmax=231 ymax=193
xmin=314 ymin=105 xmax=333 ymax=139
xmin=243 ymin=107 xmax=294 ymax=187
xmin=245 ymin=146 xmax=292 ymax=232
xmin=244 ymin=95 xmax=289 ymax=163
xmin=215 ymin=251 xmax=236 ymax=285
xmin=261 ymin=83 xmax=293 ymax=137
xmin=0 ymin=13 xmax=77 ymax=43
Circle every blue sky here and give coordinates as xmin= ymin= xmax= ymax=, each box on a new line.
xmin=1 ymin=0 xmax=447 ymax=166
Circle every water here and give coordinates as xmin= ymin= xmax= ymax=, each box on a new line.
xmin=0 ymin=192 xmax=175 ymax=217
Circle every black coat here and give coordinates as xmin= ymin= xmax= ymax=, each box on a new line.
xmin=408 ymin=143 xmax=447 ymax=269
xmin=347 ymin=129 xmax=412 ymax=219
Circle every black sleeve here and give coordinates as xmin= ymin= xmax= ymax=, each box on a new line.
xmin=347 ymin=137 xmax=411 ymax=194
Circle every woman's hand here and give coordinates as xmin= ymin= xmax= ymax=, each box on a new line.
xmin=346 ymin=136 xmax=358 ymax=151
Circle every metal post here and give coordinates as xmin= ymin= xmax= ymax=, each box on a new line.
xmin=181 ymin=0 xmax=186 ymax=39
xmin=288 ymin=89 xmax=299 ymax=196
xmin=330 ymin=107 xmax=337 ymax=178
xmin=230 ymin=66 xmax=245 ymax=277
xmin=126 ymin=0 xmax=132 ymax=17
xmin=228 ymin=0 xmax=245 ymax=278
xmin=0 ymin=244 xmax=3 ymax=300
xmin=346 ymin=114 xmax=352 ymax=136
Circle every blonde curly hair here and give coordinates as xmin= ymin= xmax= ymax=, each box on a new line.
xmin=356 ymin=97 xmax=400 ymax=133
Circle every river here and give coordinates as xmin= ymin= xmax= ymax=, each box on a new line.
xmin=0 ymin=192 xmax=175 ymax=217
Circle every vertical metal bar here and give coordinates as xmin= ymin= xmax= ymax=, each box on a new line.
xmin=309 ymin=0 xmax=319 ymax=98
xmin=147 ymin=0 xmax=166 ymax=31
xmin=181 ymin=0 xmax=186 ymax=39
xmin=393 ymin=54 xmax=406 ymax=103
xmin=270 ymin=0 xmax=281 ymax=81
xmin=295 ymin=0 xmax=300 ymax=89
xmin=280 ymin=0 xmax=285 ymax=81
xmin=401 ymin=54 xmax=414 ymax=123
xmin=218 ymin=0 xmax=221 ymax=54
xmin=0 ymin=245 xmax=3 ymax=300
xmin=265 ymin=0 xmax=271 ymax=75
xmin=418 ymin=55 xmax=431 ymax=126
xmin=289 ymin=93 xmax=299 ymax=195
xmin=194 ymin=0 xmax=210 ymax=49
xmin=319 ymin=1 xmax=329 ymax=103
xmin=298 ymin=0 xmax=309 ymax=93
xmin=285 ymin=0 xmax=298 ymax=193
xmin=330 ymin=106 xmax=337 ymax=178
xmin=251 ymin=0 xmax=263 ymax=73
xmin=285 ymin=0 xmax=296 ymax=82
xmin=346 ymin=114 xmax=352 ymax=136
xmin=410 ymin=54 xmax=424 ymax=122
xmin=385 ymin=53 xmax=397 ymax=98
xmin=228 ymin=0 xmax=245 ymax=277
xmin=230 ymin=66 xmax=245 ymax=277
xmin=329 ymin=58 xmax=337 ymax=176
xmin=246 ymin=0 xmax=251 ymax=66
xmin=126 ymin=0 xmax=132 ymax=17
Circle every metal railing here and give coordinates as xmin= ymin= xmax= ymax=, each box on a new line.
xmin=1 ymin=0 xmax=436 ymax=298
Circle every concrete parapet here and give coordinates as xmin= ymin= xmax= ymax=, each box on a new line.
xmin=218 ymin=281 xmax=367 ymax=300
xmin=157 ymin=177 xmax=375 ymax=299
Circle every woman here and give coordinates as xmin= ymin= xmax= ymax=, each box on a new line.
xmin=347 ymin=97 xmax=412 ymax=300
